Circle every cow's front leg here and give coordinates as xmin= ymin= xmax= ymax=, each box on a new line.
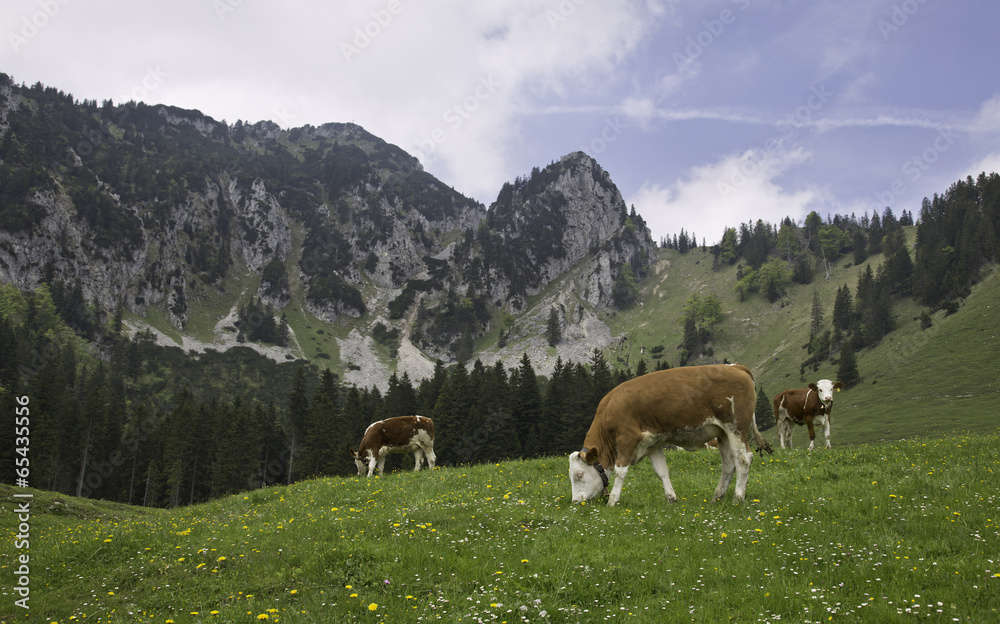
xmin=367 ymin=457 xmax=378 ymax=477
xmin=376 ymin=456 xmax=387 ymax=477
xmin=648 ymin=449 xmax=677 ymax=503
xmin=413 ymin=448 xmax=425 ymax=471
xmin=607 ymin=465 xmax=630 ymax=507
xmin=806 ymin=418 xmax=817 ymax=451
xmin=712 ymin=438 xmax=737 ymax=502
xmin=822 ymin=417 xmax=832 ymax=448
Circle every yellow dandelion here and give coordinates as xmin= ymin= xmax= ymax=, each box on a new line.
xmin=368 ymin=603 xmax=378 ymax=611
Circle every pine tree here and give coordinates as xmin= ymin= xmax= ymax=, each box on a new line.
xmin=475 ymin=359 xmax=519 ymax=461
xmin=511 ymin=353 xmax=543 ymax=458
xmin=837 ymin=342 xmax=861 ymax=389
xmin=755 ymin=386 xmax=776 ymax=431
xmin=432 ymin=362 xmax=472 ymax=466
xmin=810 ymin=289 xmax=824 ymax=338
xmin=545 ymin=306 xmax=561 ymax=347
xmin=300 ymin=369 xmax=340 ymax=477
xmin=832 ymin=284 xmax=853 ymax=332
xmin=283 ymin=366 xmax=310 ymax=484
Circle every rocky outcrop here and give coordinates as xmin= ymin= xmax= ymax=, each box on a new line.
xmin=0 ymin=75 xmax=657 ymax=387
xmin=476 ymin=151 xmax=656 ymax=310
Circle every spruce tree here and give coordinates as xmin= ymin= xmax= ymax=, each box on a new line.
xmin=837 ymin=342 xmax=861 ymax=389
xmin=546 ymin=306 xmax=561 ymax=347
xmin=810 ymin=289 xmax=824 ymax=338
xmin=283 ymin=366 xmax=310 ymax=484
xmin=511 ymin=353 xmax=543 ymax=458
xmin=755 ymin=386 xmax=776 ymax=431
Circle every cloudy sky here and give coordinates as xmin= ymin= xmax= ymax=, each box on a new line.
xmin=3 ymin=0 xmax=999 ymax=244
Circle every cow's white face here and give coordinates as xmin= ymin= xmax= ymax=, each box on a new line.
xmin=569 ymin=452 xmax=605 ymax=502
xmin=349 ymin=449 xmax=366 ymax=476
xmin=813 ymin=379 xmax=843 ymax=406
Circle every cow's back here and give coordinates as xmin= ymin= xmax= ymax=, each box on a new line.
xmin=598 ymin=364 xmax=754 ymax=428
xmin=586 ymin=364 xmax=755 ymax=461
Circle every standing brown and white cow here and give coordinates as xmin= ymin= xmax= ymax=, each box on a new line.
xmin=773 ymin=380 xmax=844 ymax=450
xmin=350 ymin=415 xmax=436 ymax=477
xmin=568 ymin=363 xmax=772 ymax=507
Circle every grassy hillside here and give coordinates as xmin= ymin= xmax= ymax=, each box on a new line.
xmin=610 ymin=238 xmax=1000 ymax=448
xmin=3 ymin=434 xmax=998 ymax=623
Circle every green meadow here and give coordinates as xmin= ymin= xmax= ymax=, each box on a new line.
xmin=3 ymin=432 xmax=999 ymax=623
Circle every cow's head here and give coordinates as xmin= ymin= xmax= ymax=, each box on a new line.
xmin=568 ymin=448 xmax=609 ymax=502
xmin=349 ymin=448 xmax=365 ymax=476
xmin=809 ymin=380 xmax=844 ymax=409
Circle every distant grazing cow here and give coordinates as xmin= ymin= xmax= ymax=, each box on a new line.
xmin=569 ymin=363 xmax=772 ymax=507
xmin=350 ymin=415 xmax=436 ymax=477
xmin=773 ymin=380 xmax=844 ymax=450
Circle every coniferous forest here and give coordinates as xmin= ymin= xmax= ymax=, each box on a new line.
xmin=2 ymin=170 xmax=998 ymax=508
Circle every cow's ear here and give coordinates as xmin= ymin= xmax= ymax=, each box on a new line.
xmin=349 ymin=448 xmax=357 ymax=458
xmin=808 ymin=383 xmax=818 ymax=392
xmin=581 ymin=447 xmax=599 ymax=465
xmin=833 ymin=382 xmax=844 ymax=391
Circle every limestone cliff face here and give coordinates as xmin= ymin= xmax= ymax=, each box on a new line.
xmin=1 ymin=74 xmax=654 ymax=386
xmin=477 ymin=151 xmax=656 ymax=310
xmin=0 ymin=78 xmax=484 ymax=331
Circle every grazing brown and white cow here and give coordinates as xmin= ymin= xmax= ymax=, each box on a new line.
xmin=569 ymin=363 xmax=772 ymax=507
xmin=773 ymin=380 xmax=844 ymax=450
xmin=350 ymin=415 xmax=436 ymax=477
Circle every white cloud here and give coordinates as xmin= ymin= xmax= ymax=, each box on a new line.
xmin=628 ymin=147 xmax=826 ymax=244
xmin=972 ymin=94 xmax=1000 ymax=133
xmin=964 ymin=152 xmax=1000 ymax=179
xmin=0 ymin=0 xmax=658 ymax=204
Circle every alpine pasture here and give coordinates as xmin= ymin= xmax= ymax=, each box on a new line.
xmin=3 ymin=433 xmax=998 ymax=623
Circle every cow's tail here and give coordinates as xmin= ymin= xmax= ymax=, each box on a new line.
xmin=751 ymin=411 xmax=773 ymax=456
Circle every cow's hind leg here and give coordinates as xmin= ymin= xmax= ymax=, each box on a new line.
xmin=712 ymin=437 xmax=737 ymax=502
xmin=776 ymin=415 xmax=790 ymax=450
xmin=732 ymin=438 xmax=753 ymax=503
xmin=648 ymin=449 xmax=677 ymax=503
